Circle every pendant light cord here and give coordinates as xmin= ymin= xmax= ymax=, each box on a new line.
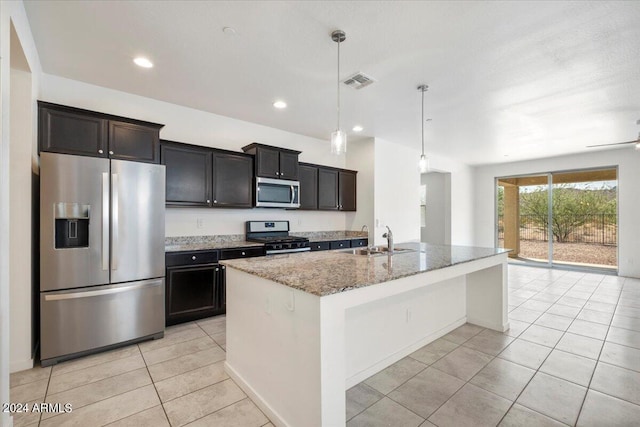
xmin=421 ymin=87 xmax=425 ymax=156
xmin=337 ymin=37 xmax=341 ymax=130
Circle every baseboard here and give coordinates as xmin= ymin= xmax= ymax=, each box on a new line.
xmin=10 ymin=358 xmax=33 ymax=373
xmin=225 ymin=362 xmax=288 ymax=427
xmin=468 ymin=317 xmax=509 ymax=332
xmin=345 ymin=316 xmax=466 ymax=389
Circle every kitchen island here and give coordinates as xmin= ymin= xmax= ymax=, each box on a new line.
xmin=222 ymin=242 xmax=510 ymax=427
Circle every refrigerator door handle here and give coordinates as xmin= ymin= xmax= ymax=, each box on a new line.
xmin=102 ymin=172 xmax=109 ymax=271
xmin=111 ymin=173 xmax=119 ymax=271
xmin=44 ymin=281 xmax=152 ymax=301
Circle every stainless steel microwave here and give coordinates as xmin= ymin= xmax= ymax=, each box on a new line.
xmin=255 ymin=177 xmax=300 ymax=208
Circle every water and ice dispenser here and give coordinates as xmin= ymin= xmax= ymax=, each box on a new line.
xmin=54 ymin=203 xmax=90 ymax=249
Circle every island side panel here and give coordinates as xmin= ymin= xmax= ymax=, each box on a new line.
xmin=225 ymin=268 xmax=323 ymax=427
xmin=465 ymin=253 xmax=509 ymax=331
xmin=344 ymin=275 xmax=466 ymax=386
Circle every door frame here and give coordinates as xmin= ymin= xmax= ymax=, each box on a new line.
xmin=495 ymin=165 xmax=619 ymax=273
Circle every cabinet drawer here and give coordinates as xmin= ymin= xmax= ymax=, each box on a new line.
xmin=219 ymin=247 xmax=265 ymax=260
xmin=166 ymin=250 xmax=219 ymax=267
xmin=350 ymin=239 xmax=368 ymax=247
xmin=330 ymin=240 xmax=351 ymax=250
xmin=310 ymin=241 xmax=330 ymax=251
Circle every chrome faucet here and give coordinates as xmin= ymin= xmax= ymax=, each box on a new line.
xmin=382 ymin=226 xmax=394 ymax=254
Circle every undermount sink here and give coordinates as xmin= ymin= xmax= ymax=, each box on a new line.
xmin=341 ymin=246 xmax=414 ymax=256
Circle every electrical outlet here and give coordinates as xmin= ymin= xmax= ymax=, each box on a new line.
xmin=196 ymin=218 xmax=204 ymax=229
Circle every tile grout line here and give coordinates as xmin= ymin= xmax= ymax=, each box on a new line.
xmin=573 ymin=276 xmax=627 ymax=424
xmin=137 ymin=343 xmax=173 ymax=426
xmin=495 ymin=270 xmax=594 ymax=426
xmin=36 ymin=365 xmax=54 ymax=427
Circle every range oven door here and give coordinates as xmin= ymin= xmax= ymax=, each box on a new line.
xmin=255 ymin=177 xmax=300 ymax=208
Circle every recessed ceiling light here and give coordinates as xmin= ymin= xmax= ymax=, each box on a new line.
xmin=273 ymin=100 xmax=287 ymax=109
xmin=133 ymin=57 xmax=153 ymax=68
xmin=352 ymin=125 xmax=363 ymax=132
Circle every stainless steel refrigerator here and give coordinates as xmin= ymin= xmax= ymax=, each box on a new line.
xmin=40 ymin=152 xmax=166 ymax=366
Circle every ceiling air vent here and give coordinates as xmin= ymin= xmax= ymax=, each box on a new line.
xmin=343 ymin=72 xmax=376 ymax=90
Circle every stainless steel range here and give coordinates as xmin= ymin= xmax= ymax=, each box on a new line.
xmin=246 ymin=221 xmax=310 ymax=255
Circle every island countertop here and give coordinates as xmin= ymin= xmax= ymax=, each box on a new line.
xmin=221 ymin=242 xmax=510 ymax=296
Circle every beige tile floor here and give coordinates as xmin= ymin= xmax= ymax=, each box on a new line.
xmin=9 ymin=264 xmax=640 ymax=426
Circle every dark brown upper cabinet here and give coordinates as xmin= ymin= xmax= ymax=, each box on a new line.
xmin=338 ymin=170 xmax=357 ymax=211
xmin=161 ymin=141 xmax=212 ymax=207
xmin=38 ymin=101 xmax=163 ymax=163
xmin=318 ymin=167 xmax=339 ymax=210
xmin=317 ymin=166 xmax=357 ymax=211
xmin=242 ymin=143 xmax=300 ymax=180
xmin=211 ymin=151 xmax=253 ymax=208
xmin=161 ymin=140 xmax=253 ymax=209
xmin=298 ymin=163 xmax=318 ymax=210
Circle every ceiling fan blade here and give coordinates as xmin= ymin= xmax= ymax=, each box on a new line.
xmin=586 ymin=140 xmax=638 ymax=148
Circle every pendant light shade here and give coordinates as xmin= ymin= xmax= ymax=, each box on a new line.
xmin=418 ymin=154 xmax=429 ymax=173
xmin=418 ymin=84 xmax=430 ymax=173
xmin=331 ymin=130 xmax=347 ymax=155
xmin=331 ymin=30 xmax=347 ymax=155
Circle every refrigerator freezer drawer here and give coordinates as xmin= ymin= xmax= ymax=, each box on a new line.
xmin=40 ymin=278 xmax=165 ymax=363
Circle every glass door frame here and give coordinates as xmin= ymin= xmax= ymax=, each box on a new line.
xmin=495 ymin=166 xmax=619 ymax=272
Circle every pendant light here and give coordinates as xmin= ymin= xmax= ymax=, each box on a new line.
xmin=418 ymin=84 xmax=430 ymax=173
xmin=331 ymin=30 xmax=347 ymax=155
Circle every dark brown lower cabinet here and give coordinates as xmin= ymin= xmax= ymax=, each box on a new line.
xmin=166 ymin=251 xmax=225 ymax=326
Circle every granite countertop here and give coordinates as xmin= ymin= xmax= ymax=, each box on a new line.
xmin=165 ymin=240 xmax=263 ymax=252
xmin=291 ymin=231 xmax=367 ymax=242
xmin=222 ymin=242 xmax=510 ymax=296
xmin=165 ymin=230 xmax=369 ymax=252
xmin=165 ymin=235 xmax=262 ymax=252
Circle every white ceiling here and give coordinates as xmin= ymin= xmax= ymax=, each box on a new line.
xmin=23 ymin=1 xmax=640 ymax=165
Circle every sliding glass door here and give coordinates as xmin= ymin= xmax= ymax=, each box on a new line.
xmin=496 ymin=168 xmax=617 ymax=271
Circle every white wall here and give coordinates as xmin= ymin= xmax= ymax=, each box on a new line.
xmin=372 ymin=138 xmax=421 ymax=245
xmin=39 ymin=74 xmax=351 ymax=236
xmin=473 ymin=149 xmax=640 ymax=278
xmin=1 ymin=0 xmax=43 ymax=422
xmin=421 ymin=172 xmax=451 ymax=244
xmin=428 ymin=154 xmax=475 ymax=246
xmin=345 ymin=137 xmax=375 ymax=234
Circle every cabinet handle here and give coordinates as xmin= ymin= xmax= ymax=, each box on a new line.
xmin=98 ymin=149 xmax=104 ymax=154
xmin=276 ymin=172 xmax=280 ymax=176
xmin=216 ymin=268 xmax=219 ymax=272
xmin=192 ymin=256 xmax=197 ymax=260
xmin=241 ymin=251 xmax=246 ymax=256
xmin=206 ymin=200 xmax=211 ymax=203
xmin=109 ymin=151 xmax=114 ymax=155
xmin=281 ymin=172 xmax=284 ymax=176
xmin=213 ymin=200 xmax=217 ymax=204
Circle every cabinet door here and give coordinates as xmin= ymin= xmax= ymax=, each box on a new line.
xmin=109 ymin=120 xmax=160 ymax=163
xmin=318 ymin=168 xmax=339 ymax=210
xmin=339 ymin=170 xmax=357 ymax=211
xmin=161 ymin=142 xmax=212 ymax=206
xmin=166 ymin=264 xmax=217 ymax=326
xmin=39 ymin=106 xmax=108 ymax=157
xmin=255 ymin=146 xmax=280 ymax=178
xmin=212 ymin=152 xmax=253 ymax=208
xmin=279 ymin=151 xmax=299 ymax=180
xmin=298 ymin=164 xmax=318 ymax=210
